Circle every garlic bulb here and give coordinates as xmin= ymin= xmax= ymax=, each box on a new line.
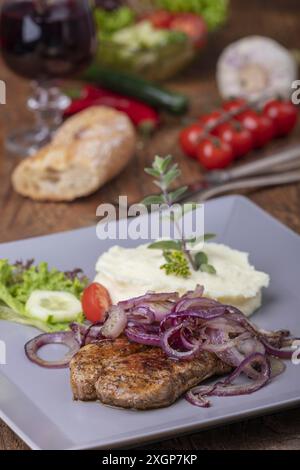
xmin=217 ymin=36 xmax=297 ymax=100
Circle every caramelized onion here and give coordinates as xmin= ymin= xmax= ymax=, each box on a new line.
xmin=186 ymin=353 xmax=271 ymax=407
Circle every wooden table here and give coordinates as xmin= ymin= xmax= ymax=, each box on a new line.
xmin=0 ymin=0 xmax=300 ymax=451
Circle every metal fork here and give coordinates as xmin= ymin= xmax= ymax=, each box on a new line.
xmin=178 ymin=144 xmax=300 ymax=203
xmin=189 ymin=169 xmax=300 ymax=203
xmin=206 ymin=144 xmax=300 ymax=184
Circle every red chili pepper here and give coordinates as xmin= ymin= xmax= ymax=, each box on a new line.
xmin=64 ymin=85 xmax=160 ymax=133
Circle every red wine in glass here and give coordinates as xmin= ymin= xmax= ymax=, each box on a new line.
xmin=0 ymin=0 xmax=97 ymax=155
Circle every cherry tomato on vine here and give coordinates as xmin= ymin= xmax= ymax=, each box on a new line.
xmin=263 ymin=99 xmax=298 ymax=137
xmin=222 ymin=98 xmax=247 ymax=113
xmin=237 ymin=110 xmax=274 ymax=148
xmin=179 ymin=123 xmax=205 ymax=158
xmin=197 ymin=138 xmax=234 ymax=170
xmin=215 ymin=121 xmax=253 ymax=159
xmin=82 ymin=283 xmax=112 ymax=323
xmin=199 ymin=110 xmax=223 ymax=134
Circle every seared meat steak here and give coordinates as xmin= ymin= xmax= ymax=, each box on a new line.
xmin=70 ymin=337 xmax=230 ymax=409
xmin=70 ymin=337 xmax=148 ymax=400
xmin=96 ymin=347 xmax=230 ymax=409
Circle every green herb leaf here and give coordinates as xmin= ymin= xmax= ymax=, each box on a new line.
xmin=160 ymin=155 xmax=173 ymax=173
xmin=148 ymin=240 xmax=182 ymax=251
xmin=163 ymin=165 xmax=181 ymax=187
xmin=169 ymin=186 xmax=188 ymax=203
xmin=195 ymin=251 xmax=208 ymax=269
xmin=203 ymin=233 xmax=217 ymax=241
xmin=153 ymin=155 xmax=167 ymax=173
xmin=153 ymin=180 xmax=165 ymax=190
xmin=144 ymin=168 xmax=161 ymax=178
xmin=200 ymin=264 xmax=217 ymax=274
xmin=188 ymin=233 xmax=216 ymax=246
xmin=142 ymin=195 xmax=164 ymax=205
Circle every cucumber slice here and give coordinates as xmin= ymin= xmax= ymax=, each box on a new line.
xmin=25 ymin=290 xmax=82 ymax=323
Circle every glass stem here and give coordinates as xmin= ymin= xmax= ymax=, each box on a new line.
xmin=27 ymin=80 xmax=71 ymax=143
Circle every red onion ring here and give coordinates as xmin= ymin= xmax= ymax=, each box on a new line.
xmin=202 ymin=332 xmax=252 ymax=354
xmin=180 ymin=326 xmax=200 ymax=350
xmin=160 ymin=308 xmax=226 ymax=333
xmin=260 ymin=339 xmax=294 ymax=359
xmin=81 ymin=321 xmax=105 ymax=346
xmin=128 ymin=306 xmax=155 ymax=324
xmin=161 ymin=323 xmax=201 ymax=359
xmin=24 ymin=332 xmax=80 ymax=369
xmin=101 ymin=305 xmax=127 ymax=339
xmin=186 ymin=352 xmax=270 ymax=407
xmin=207 ymin=327 xmax=262 ymax=380
xmin=174 ymin=297 xmax=220 ymax=313
xmin=180 ymin=284 xmax=204 ymax=300
xmin=118 ymin=291 xmax=179 ymax=310
xmin=69 ymin=322 xmax=88 ymax=344
xmin=127 ymin=321 xmax=160 ymax=334
xmin=125 ymin=326 xmax=161 ymax=347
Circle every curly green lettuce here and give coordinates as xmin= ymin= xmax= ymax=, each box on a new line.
xmin=156 ymin=0 xmax=229 ymax=30
xmin=0 ymin=259 xmax=88 ymax=332
xmin=94 ymin=6 xmax=135 ymax=35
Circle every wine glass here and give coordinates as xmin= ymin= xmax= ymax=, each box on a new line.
xmin=0 ymin=0 xmax=97 ymax=156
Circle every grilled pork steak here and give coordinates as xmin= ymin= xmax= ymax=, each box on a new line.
xmin=70 ymin=337 xmax=148 ymax=400
xmin=70 ymin=337 xmax=230 ymax=409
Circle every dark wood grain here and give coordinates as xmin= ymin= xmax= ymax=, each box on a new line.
xmin=0 ymin=0 xmax=300 ymax=451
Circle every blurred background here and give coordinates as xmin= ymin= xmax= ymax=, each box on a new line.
xmin=0 ymin=0 xmax=299 ymax=243
xmin=0 ymin=0 xmax=300 ymax=451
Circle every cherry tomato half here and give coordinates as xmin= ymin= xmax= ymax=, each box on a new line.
xmin=237 ymin=110 xmax=274 ymax=148
xmin=169 ymin=13 xmax=207 ymax=48
xmin=81 ymin=282 xmax=112 ymax=324
xmin=197 ymin=138 xmax=234 ymax=170
xmin=263 ymin=99 xmax=298 ymax=137
xmin=215 ymin=121 xmax=253 ymax=159
xmin=179 ymin=123 xmax=205 ymax=158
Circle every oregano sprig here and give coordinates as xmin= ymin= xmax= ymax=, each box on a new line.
xmin=143 ymin=155 xmax=217 ymax=278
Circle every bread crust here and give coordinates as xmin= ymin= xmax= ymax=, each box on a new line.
xmin=12 ymin=106 xmax=136 ymax=202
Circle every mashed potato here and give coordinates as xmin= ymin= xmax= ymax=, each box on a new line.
xmin=95 ymin=242 xmax=270 ymax=317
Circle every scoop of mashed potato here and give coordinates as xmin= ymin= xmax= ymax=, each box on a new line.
xmin=95 ymin=242 xmax=270 ymax=317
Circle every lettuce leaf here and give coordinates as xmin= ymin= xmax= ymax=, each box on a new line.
xmin=94 ymin=6 xmax=135 ymax=35
xmin=0 ymin=259 xmax=88 ymax=332
xmin=0 ymin=305 xmax=84 ymax=332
